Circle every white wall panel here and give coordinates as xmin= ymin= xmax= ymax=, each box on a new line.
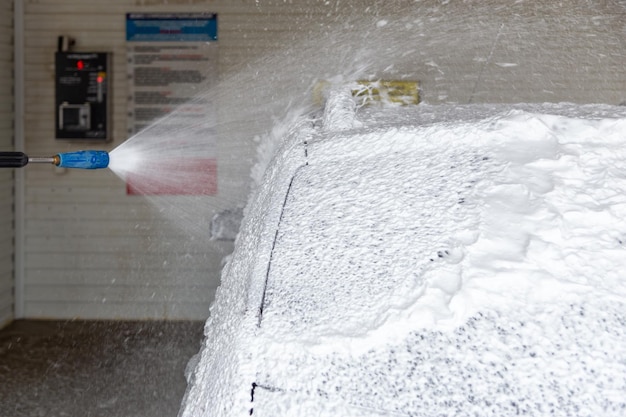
xmin=21 ymin=0 xmax=626 ymax=320
xmin=0 ymin=0 xmax=14 ymax=328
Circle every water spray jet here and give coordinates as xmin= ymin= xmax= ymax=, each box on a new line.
xmin=0 ymin=150 xmax=109 ymax=170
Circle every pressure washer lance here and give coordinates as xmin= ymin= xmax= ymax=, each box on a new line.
xmin=0 ymin=150 xmax=109 ymax=170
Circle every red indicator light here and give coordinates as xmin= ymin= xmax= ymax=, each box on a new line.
xmin=97 ymin=76 xmax=103 ymax=83
xmin=77 ymin=60 xmax=84 ymax=70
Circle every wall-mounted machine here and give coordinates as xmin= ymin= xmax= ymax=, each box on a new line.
xmin=55 ymin=51 xmax=111 ymax=140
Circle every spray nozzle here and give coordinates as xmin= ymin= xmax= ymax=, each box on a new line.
xmin=55 ymin=150 xmax=110 ymax=169
xmin=0 ymin=150 xmax=109 ymax=170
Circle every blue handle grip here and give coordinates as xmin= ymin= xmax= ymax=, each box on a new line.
xmin=56 ymin=151 xmax=109 ymax=169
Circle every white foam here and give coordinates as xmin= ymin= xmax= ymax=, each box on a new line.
xmin=180 ymin=104 xmax=626 ymax=417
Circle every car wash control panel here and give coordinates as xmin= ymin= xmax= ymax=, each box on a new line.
xmin=55 ymin=52 xmax=111 ymax=140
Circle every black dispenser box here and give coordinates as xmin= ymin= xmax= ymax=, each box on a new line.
xmin=55 ymin=52 xmax=111 ymax=141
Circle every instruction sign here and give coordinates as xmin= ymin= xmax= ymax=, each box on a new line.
xmin=126 ymin=13 xmax=217 ymax=42
xmin=126 ymin=13 xmax=218 ymax=196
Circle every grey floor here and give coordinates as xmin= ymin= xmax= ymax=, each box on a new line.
xmin=0 ymin=320 xmax=204 ymax=417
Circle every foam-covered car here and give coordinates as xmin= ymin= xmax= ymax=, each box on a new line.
xmin=180 ymin=91 xmax=626 ymax=417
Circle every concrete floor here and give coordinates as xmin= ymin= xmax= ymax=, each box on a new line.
xmin=0 ymin=320 xmax=204 ymax=417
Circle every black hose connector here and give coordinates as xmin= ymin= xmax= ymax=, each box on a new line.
xmin=0 ymin=152 xmax=29 ymax=168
